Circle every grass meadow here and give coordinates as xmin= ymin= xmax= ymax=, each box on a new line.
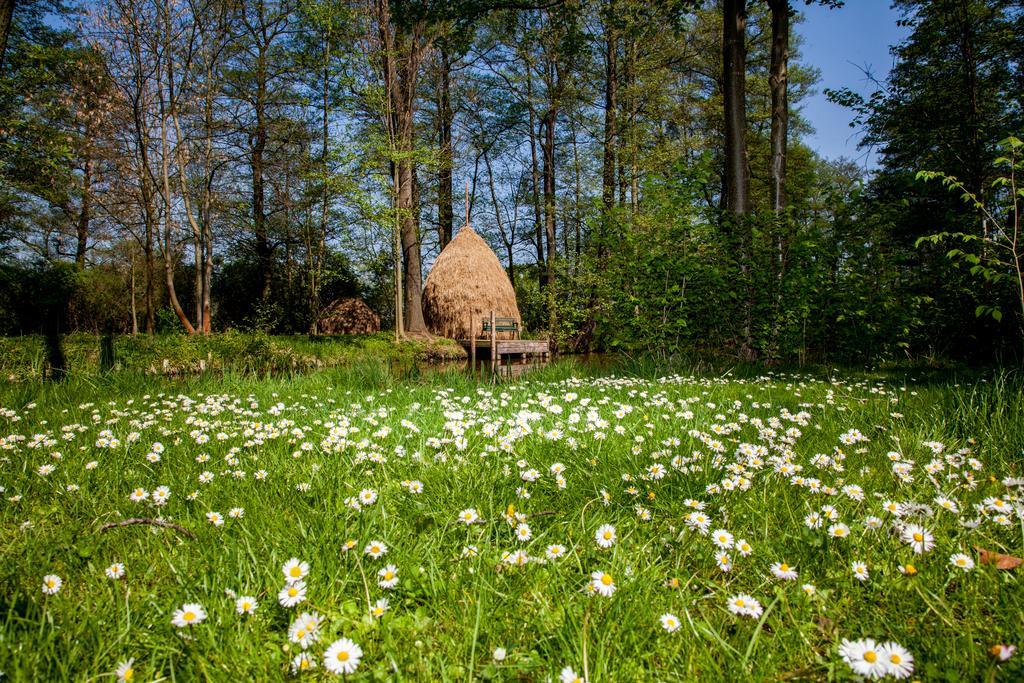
xmin=0 ymin=360 xmax=1022 ymax=681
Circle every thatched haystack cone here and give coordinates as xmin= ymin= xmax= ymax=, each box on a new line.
xmin=316 ymin=298 xmax=381 ymax=335
xmin=423 ymin=226 xmax=522 ymax=340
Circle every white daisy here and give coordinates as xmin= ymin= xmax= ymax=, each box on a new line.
xmin=323 ymin=637 xmax=362 ymax=675
xmin=171 ymin=603 xmax=207 ymax=628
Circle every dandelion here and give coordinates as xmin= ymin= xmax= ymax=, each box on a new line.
xmin=949 ymin=553 xmax=974 ymax=571
xmin=278 ymin=580 xmax=307 ymax=608
xmin=283 ymin=558 xmax=309 ymax=582
xmin=235 ymin=595 xmax=257 ymax=615
xmin=323 ymin=637 xmax=362 ymax=675
xmin=171 ymin=603 xmax=207 ymax=628
xmin=377 ymin=564 xmax=399 ymax=589
xmin=105 ymin=563 xmax=126 ymax=580
xmin=590 ymin=570 xmax=616 ymax=597
xmin=42 ymin=574 xmax=62 ymax=595
xmin=660 ymin=613 xmax=680 ymax=632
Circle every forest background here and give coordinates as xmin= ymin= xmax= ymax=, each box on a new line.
xmin=0 ymin=0 xmax=1021 ymax=366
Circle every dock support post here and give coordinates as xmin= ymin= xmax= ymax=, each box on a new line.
xmin=469 ymin=313 xmax=476 ymax=374
xmin=489 ymin=310 xmax=497 ymax=377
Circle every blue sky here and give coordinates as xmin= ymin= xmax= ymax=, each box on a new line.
xmin=797 ymin=0 xmax=910 ymax=167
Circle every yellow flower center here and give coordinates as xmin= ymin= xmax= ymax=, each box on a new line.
xmin=603 ymin=531 xmax=613 ymax=540
xmin=600 ymin=573 xmax=613 ymax=586
xmin=183 ymin=611 xmax=195 ymax=621
xmin=123 ymin=669 xmax=134 ymax=681
xmin=736 ymin=599 xmax=745 ymax=607
xmin=905 ymin=564 xmax=916 ymax=574
xmin=288 ymin=587 xmax=298 ymax=597
xmin=384 ymin=571 xmax=394 ymax=580
xmin=780 ymin=564 xmax=789 ymax=572
xmin=337 ymin=651 xmax=350 ymax=662
xmin=913 ymin=532 xmax=923 ymax=542
xmin=890 ymin=654 xmax=902 ymax=664
xmin=864 ymin=651 xmax=877 ymax=663
xmin=290 ymin=566 xmax=302 ymax=577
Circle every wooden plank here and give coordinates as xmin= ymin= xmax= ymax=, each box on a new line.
xmin=494 ymin=340 xmax=550 ymax=355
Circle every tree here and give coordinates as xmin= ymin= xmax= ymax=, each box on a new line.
xmin=722 ymin=0 xmax=749 ymax=215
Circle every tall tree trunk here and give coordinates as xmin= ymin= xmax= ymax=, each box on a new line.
xmin=601 ymin=18 xmax=617 ymax=219
xmin=143 ymin=196 xmax=155 ymax=335
xmin=311 ymin=55 xmax=331 ymax=333
xmin=253 ymin=101 xmax=272 ymax=304
xmin=723 ymin=0 xmax=753 ymax=359
xmin=541 ymin=104 xmax=557 ymax=331
xmin=525 ymin=64 xmax=545 ymax=283
xmin=768 ymin=0 xmax=788 ymax=213
xmin=723 ymin=0 xmax=750 ymax=215
xmin=0 ymin=0 xmax=13 ymax=76
xmin=130 ymin=253 xmax=138 ymax=335
xmin=157 ymin=54 xmax=195 ymax=335
xmin=76 ymin=151 xmax=92 ymax=267
xmin=767 ymin=0 xmax=790 ymax=362
xmin=436 ymin=46 xmax=454 ymax=248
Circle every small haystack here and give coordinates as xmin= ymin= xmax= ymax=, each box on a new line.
xmin=423 ymin=225 xmax=521 ymax=340
xmin=316 ymin=298 xmax=380 ymax=335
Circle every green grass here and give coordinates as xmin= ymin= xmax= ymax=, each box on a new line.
xmin=0 ymin=332 xmax=467 ymax=382
xmin=0 ymin=363 xmax=1022 ymax=681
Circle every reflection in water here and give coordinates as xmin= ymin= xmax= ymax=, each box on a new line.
xmin=400 ymin=352 xmax=615 ymax=381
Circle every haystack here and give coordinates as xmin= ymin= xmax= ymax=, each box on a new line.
xmin=422 ymin=225 xmax=521 ymax=340
xmin=316 ymin=298 xmax=380 ymax=335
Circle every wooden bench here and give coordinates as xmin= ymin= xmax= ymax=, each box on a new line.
xmin=481 ymin=317 xmax=519 ymax=338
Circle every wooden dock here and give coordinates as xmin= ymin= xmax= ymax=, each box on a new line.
xmin=458 ymin=338 xmax=551 ymax=360
xmin=459 ymin=311 xmax=550 ymax=373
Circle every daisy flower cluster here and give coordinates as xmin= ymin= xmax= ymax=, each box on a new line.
xmin=2 ymin=373 xmax=1022 ymax=679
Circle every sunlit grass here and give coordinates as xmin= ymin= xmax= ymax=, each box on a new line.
xmin=0 ymin=365 xmax=1021 ymax=680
